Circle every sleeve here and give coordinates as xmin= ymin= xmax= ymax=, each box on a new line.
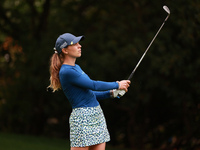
xmin=67 ymin=68 xmax=119 ymax=91
xmin=93 ymin=91 xmax=111 ymax=100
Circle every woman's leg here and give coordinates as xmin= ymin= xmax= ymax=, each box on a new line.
xmin=89 ymin=143 xmax=106 ymax=150
xmin=71 ymin=147 xmax=89 ymax=150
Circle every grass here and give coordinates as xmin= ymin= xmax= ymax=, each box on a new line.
xmin=0 ymin=132 xmax=130 ymax=150
xmin=0 ymin=132 xmax=70 ymax=150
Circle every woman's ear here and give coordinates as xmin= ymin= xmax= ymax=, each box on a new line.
xmin=62 ymin=48 xmax=68 ymax=54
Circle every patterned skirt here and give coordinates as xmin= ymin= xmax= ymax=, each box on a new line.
xmin=69 ymin=105 xmax=110 ymax=147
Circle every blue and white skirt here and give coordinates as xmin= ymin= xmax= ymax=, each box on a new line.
xmin=69 ymin=105 xmax=110 ymax=147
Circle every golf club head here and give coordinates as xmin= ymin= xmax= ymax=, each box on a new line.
xmin=163 ymin=6 xmax=170 ymax=14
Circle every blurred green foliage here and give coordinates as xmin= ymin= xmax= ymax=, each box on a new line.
xmin=0 ymin=0 xmax=200 ymax=149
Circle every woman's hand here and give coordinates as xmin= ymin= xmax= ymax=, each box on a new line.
xmin=117 ymin=80 xmax=131 ymax=92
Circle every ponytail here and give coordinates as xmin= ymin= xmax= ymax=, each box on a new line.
xmin=48 ymin=53 xmax=64 ymax=92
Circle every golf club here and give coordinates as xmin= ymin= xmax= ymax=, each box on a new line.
xmin=128 ymin=5 xmax=170 ymax=80
xmin=118 ymin=5 xmax=170 ymax=97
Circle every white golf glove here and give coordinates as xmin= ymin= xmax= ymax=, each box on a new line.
xmin=112 ymin=89 xmax=126 ymax=98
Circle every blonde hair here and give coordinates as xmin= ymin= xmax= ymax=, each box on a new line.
xmin=48 ymin=53 xmax=64 ymax=92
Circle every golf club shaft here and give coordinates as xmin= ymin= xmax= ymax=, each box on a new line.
xmin=128 ymin=14 xmax=170 ymax=80
xmin=117 ymin=6 xmax=170 ymax=97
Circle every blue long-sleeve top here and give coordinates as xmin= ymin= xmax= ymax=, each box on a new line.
xmin=59 ymin=64 xmax=119 ymax=108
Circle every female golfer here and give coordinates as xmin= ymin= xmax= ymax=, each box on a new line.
xmin=48 ymin=33 xmax=130 ymax=150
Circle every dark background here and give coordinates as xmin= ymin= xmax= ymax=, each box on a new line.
xmin=0 ymin=0 xmax=200 ymax=149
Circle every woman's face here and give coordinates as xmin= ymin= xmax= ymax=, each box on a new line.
xmin=65 ymin=42 xmax=82 ymax=58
